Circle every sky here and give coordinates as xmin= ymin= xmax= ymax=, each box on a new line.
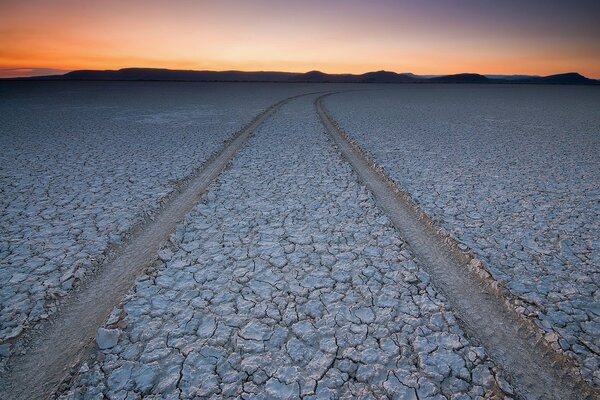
xmin=1 ymin=0 xmax=599 ymax=78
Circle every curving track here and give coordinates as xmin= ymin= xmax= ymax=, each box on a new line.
xmin=1 ymin=88 xmax=596 ymax=400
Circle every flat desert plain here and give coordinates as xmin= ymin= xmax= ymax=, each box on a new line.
xmin=0 ymin=82 xmax=598 ymax=400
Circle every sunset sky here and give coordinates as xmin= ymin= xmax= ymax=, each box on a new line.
xmin=1 ymin=0 xmax=599 ymax=78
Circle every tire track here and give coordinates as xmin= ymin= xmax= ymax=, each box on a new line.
xmin=0 ymin=91 xmax=323 ymax=400
xmin=55 ymin=92 xmax=510 ymax=400
xmin=316 ymin=93 xmax=599 ymax=400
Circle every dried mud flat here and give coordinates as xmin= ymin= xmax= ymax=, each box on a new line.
xmin=0 ymin=83 xmax=598 ymax=400
xmin=324 ymin=86 xmax=600 ymax=389
xmin=0 ymin=82 xmax=316 ymax=346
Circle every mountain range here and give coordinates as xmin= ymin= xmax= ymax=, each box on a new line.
xmin=5 ymin=68 xmax=599 ymax=85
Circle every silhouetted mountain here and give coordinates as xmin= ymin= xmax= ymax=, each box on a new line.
xmin=359 ymin=71 xmax=421 ymax=83
xmin=290 ymin=70 xmax=356 ymax=83
xmin=4 ymin=68 xmax=598 ymax=85
xmin=428 ymin=73 xmax=492 ymax=83
xmin=296 ymin=70 xmax=329 ymax=82
xmin=59 ymin=68 xmax=298 ymax=82
xmin=287 ymin=70 xmax=422 ymax=83
xmin=521 ymin=72 xmax=596 ymax=85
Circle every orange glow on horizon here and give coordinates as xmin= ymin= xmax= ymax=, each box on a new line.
xmin=1 ymin=0 xmax=599 ymax=79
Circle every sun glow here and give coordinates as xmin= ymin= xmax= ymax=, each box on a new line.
xmin=1 ymin=0 xmax=599 ymax=78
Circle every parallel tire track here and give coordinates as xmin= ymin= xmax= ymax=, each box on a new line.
xmin=316 ymin=93 xmax=598 ymax=400
xmin=0 ymin=92 xmax=323 ymax=400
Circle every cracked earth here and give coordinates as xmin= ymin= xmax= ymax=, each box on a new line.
xmin=0 ymin=82 xmax=312 ymax=347
xmin=324 ymin=86 xmax=600 ymax=387
xmin=2 ymin=83 xmax=597 ymax=400
xmin=57 ymin=94 xmax=511 ymax=399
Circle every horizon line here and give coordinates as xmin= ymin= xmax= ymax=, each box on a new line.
xmin=2 ymin=66 xmax=599 ymax=80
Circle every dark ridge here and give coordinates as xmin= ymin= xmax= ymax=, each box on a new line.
xmin=290 ymin=70 xmax=353 ymax=83
xmin=522 ymin=72 xmax=597 ymax=85
xmin=60 ymin=68 xmax=299 ymax=82
xmin=295 ymin=70 xmax=329 ymax=82
xmin=359 ymin=70 xmax=421 ymax=83
xmin=428 ymin=73 xmax=492 ymax=83
xmin=3 ymin=67 xmax=598 ymax=85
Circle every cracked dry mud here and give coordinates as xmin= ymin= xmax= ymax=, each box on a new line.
xmin=0 ymin=82 xmax=313 ymax=348
xmin=324 ymin=86 xmax=600 ymax=387
xmin=58 ymin=95 xmax=513 ymax=399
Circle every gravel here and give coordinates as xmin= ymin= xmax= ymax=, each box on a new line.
xmin=324 ymin=85 xmax=600 ymax=386
xmin=58 ymin=94 xmax=512 ymax=399
xmin=0 ymin=82 xmax=316 ymax=348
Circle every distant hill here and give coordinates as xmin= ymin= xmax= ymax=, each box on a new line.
xmin=358 ymin=71 xmax=421 ymax=83
xmin=293 ymin=70 xmax=355 ymax=83
xmin=51 ymin=68 xmax=300 ymax=82
xmin=4 ymin=68 xmax=598 ymax=85
xmin=519 ymin=72 xmax=597 ymax=85
xmin=428 ymin=73 xmax=492 ymax=83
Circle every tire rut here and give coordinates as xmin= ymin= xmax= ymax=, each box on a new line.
xmin=316 ymin=93 xmax=599 ymax=400
xmin=0 ymin=91 xmax=324 ymax=400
